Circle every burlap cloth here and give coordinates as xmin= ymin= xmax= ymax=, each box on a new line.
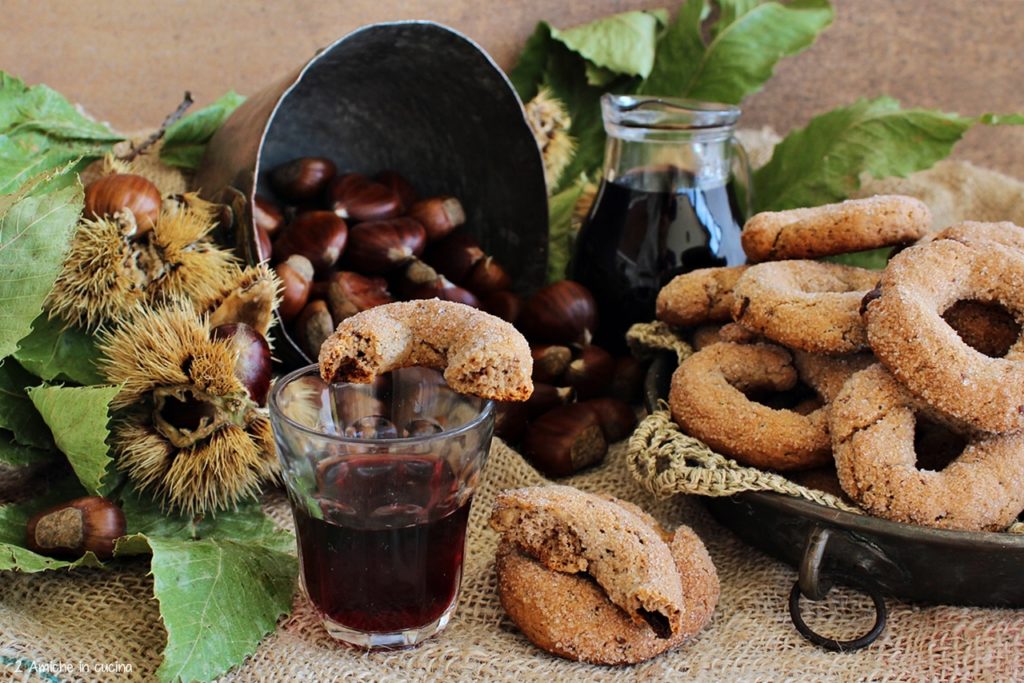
xmin=4 ymin=138 xmax=1024 ymax=682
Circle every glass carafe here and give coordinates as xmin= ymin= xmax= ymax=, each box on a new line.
xmin=569 ymin=94 xmax=751 ymax=352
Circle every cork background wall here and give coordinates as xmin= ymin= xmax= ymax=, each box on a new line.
xmin=3 ymin=0 xmax=1022 ymax=177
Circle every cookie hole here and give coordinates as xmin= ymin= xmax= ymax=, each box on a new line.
xmin=942 ymin=299 xmax=1021 ymax=358
xmin=636 ymin=607 xmax=672 ymax=639
xmin=745 ymin=381 xmax=819 ymax=413
xmin=913 ymin=416 xmax=967 ymax=472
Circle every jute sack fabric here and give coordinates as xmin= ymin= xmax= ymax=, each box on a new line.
xmin=2 ymin=133 xmax=1024 ymax=681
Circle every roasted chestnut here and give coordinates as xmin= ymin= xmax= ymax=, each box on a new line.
xmin=566 ymin=345 xmax=615 ymax=399
xmin=482 ymin=290 xmax=524 ymax=325
xmin=274 ymin=254 xmax=314 ymax=322
xmin=409 ymin=196 xmax=466 ymax=241
xmin=253 ymin=194 xmax=285 ymax=236
xmin=464 ymin=256 xmax=511 ymax=294
xmin=374 ymin=170 xmax=418 ymax=212
xmin=423 ymin=231 xmax=485 ymax=283
xmin=295 ymin=300 xmax=334 ymax=360
xmin=531 ymin=345 xmax=572 ymax=384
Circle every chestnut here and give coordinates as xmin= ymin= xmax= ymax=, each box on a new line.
xmin=531 ymin=345 xmax=572 ymax=384
xmin=423 ymin=231 xmax=484 ymax=283
xmin=566 ymin=345 xmax=615 ymax=399
xmin=269 ymin=157 xmax=336 ymax=203
xmin=26 ymin=496 xmax=126 ymax=560
xmin=494 ymin=401 xmax=529 ymax=443
xmin=84 ymin=173 xmax=161 ymax=233
xmin=294 ymin=300 xmax=334 ymax=360
xmin=329 ymin=174 xmax=402 ymax=222
xmin=464 ymin=256 xmax=511 ymax=294
xmin=211 ymin=322 xmax=273 ymax=407
xmin=518 ymin=280 xmax=598 ymax=346
xmin=608 ymin=356 xmax=646 ymax=403
xmin=409 ymin=196 xmax=466 ymax=241
xmin=274 ymin=210 xmax=348 ymax=272
xmin=525 ymin=382 xmax=572 ymax=418
xmin=374 ymin=170 xmax=418 ymax=212
xmin=253 ymin=195 xmax=285 ymax=236
xmin=523 ymin=403 xmax=607 ymax=477
xmin=343 ymin=218 xmax=426 ymax=274
xmin=406 ymin=275 xmax=480 ymax=308
xmin=327 ymin=271 xmax=392 ymax=322
xmin=274 ymin=255 xmax=314 ymax=322
xmin=482 ymin=290 xmax=524 ymax=325
xmin=584 ymin=398 xmax=637 ymax=442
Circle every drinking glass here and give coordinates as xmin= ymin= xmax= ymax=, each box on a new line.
xmin=269 ymin=364 xmax=494 ymax=649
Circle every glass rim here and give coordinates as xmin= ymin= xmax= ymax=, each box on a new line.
xmin=269 ymin=363 xmax=496 ymax=446
xmin=602 ymin=93 xmax=741 ymax=131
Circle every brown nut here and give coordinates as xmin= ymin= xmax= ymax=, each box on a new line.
xmin=566 ymin=345 xmax=616 ymax=399
xmin=26 ymin=496 xmax=126 ymax=560
xmin=255 ymin=225 xmax=273 ymax=262
xmin=465 ymin=256 xmax=512 ymax=294
xmin=608 ymin=356 xmax=646 ymax=403
xmin=83 ymin=173 xmax=161 ymax=233
xmin=274 ymin=254 xmax=314 ymax=322
xmin=519 ymin=280 xmax=598 ymax=346
xmin=253 ymin=194 xmax=285 ymax=236
xmin=211 ymin=322 xmax=273 ymax=407
xmin=523 ymin=403 xmax=607 ymax=477
xmin=525 ymin=382 xmax=572 ymax=418
xmin=495 ymin=401 xmax=530 ymax=443
xmin=406 ymin=274 xmax=480 ymax=308
xmin=423 ymin=231 xmax=485 ymax=283
xmin=531 ymin=345 xmax=572 ymax=384
xmin=326 ymin=271 xmax=393 ymax=322
xmin=374 ymin=170 xmax=418 ymax=212
xmin=410 ymin=196 xmax=466 ymax=241
xmin=482 ymin=290 xmax=524 ymax=325
xmin=584 ymin=398 xmax=637 ymax=442
xmin=343 ymin=217 xmax=427 ymax=274
xmin=269 ymin=157 xmax=336 ymax=203
xmin=275 ymin=210 xmax=348 ymax=272
xmin=294 ymin=299 xmax=334 ymax=360
xmin=329 ymin=174 xmax=402 ymax=222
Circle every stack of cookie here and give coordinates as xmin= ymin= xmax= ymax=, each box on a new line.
xmin=658 ymin=195 xmax=1024 ymax=532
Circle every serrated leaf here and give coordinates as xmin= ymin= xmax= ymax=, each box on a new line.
xmin=0 ymin=429 xmax=54 ymax=468
xmin=0 ymin=473 xmax=103 ymax=572
xmin=640 ymin=0 xmax=833 ymax=103
xmin=509 ymin=23 xmax=555 ymax=102
xmin=147 ymin=535 xmax=295 ymax=683
xmin=0 ymin=174 xmax=83 ymax=358
xmin=751 ymin=97 xmax=987 ymax=212
xmin=547 ymin=177 xmax=588 ymax=282
xmin=14 ymin=313 xmax=105 ymax=385
xmin=0 ymin=359 xmax=53 ymax=449
xmin=160 ymin=92 xmax=245 ymax=170
xmin=0 ymin=72 xmax=120 ymax=193
xmin=550 ymin=10 xmax=667 ymax=80
xmin=27 ymin=384 xmax=119 ymax=496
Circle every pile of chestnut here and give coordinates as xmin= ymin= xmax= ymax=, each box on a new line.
xmin=258 ymin=156 xmax=644 ymax=478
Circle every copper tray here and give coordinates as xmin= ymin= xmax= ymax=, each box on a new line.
xmin=644 ymin=352 xmax=1024 ymax=651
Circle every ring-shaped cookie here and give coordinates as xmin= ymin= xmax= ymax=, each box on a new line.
xmin=732 ymin=261 xmax=879 ymax=354
xmin=495 ymin=522 xmax=718 ymax=665
xmin=669 ymin=342 xmax=831 ymax=470
xmin=656 ymin=265 xmax=749 ymax=327
xmin=318 ymin=299 xmax=533 ymax=401
xmin=741 ymin=195 xmax=930 ymax=263
xmin=830 ymin=364 xmax=1024 ymax=531
xmin=863 ymin=238 xmax=1024 ymax=433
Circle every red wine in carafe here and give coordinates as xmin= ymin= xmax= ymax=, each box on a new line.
xmin=571 ymin=168 xmax=746 ymax=351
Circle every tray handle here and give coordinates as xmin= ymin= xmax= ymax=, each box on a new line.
xmin=788 ymin=526 xmax=888 ymax=652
